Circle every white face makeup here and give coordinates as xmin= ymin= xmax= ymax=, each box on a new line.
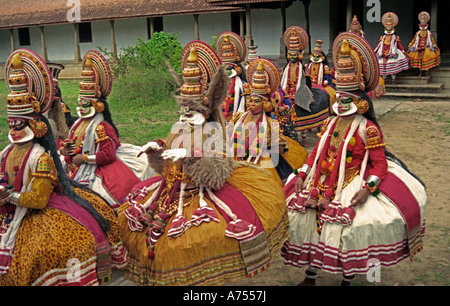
xmin=8 ymin=119 xmax=35 ymax=144
xmin=179 ymin=106 xmax=206 ymax=126
xmin=332 ymin=93 xmax=358 ymax=117
xmin=77 ymin=98 xmax=96 ymax=118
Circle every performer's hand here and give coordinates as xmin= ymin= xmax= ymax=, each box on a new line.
xmin=295 ymin=176 xmax=304 ymax=195
xmin=137 ymin=141 xmax=163 ymax=157
xmin=161 ymin=148 xmax=187 ymax=162
xmin=60 ymin=144 xmax=76 ymax=156
xmin=71 ymin=154 xmax=84 ymax=166
xmin=0 ymin=186 xmax=10 ymax=206
xmin=350 ymin=188 xmax=371 ymax=207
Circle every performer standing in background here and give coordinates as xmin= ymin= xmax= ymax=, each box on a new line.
xmin=217 ymin=32 xmax=248 ymax=121
xmin=348 ymin=15 xmax=365 ymax=38
xmin=304 ymin=39 xmax=337 ymax=104
xmin=407 ymin=11 xmax=441 ymax=77
xmin=230 ymin=58 xmax=308 ymax=185
xmin=281 ymin=26 xmax=330 ymax=145
xmin=374 ymin=12 xmax=409 ymax=84
xmin=282 ymin=33 xmax=427 ymax=286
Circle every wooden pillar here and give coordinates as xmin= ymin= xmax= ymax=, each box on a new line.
xmin=149 ymin=17 xmax=155 ymax=38
xmin=328 ymin=0 xmax=338 ymax=64
xmin=280 ymin=2 xmax=287 ymax=58
xmin=40 ymin=26 xmax=49 ymax=62
xmin=245 ymin=4 xmax=253 ymax=47
xmin=73 ymin=23 xmax=82 ymax=62
xmin=109 ymin=20 xmax=118 ymax=58
xmin=303 ymin=0 xmax=312 ymax=55
xmin=239 ymin=11 xmax=245 ymax=38
xmin=9 ymin=29 xmax=15 ymax=53
xmin=193 ymin=14 xmax=200 ymax=40
xmin=346 ymin=0 xmax=353 ymax=31
xmin=430 ymin=0 xmax=438 ymax=43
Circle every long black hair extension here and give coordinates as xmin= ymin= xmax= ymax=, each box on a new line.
xmin=99 ymin=98 xmax=119 ymax=138
xmin=35 ymin=115 xmax=111 ymax=233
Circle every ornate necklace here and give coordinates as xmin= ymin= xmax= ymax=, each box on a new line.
xmin=5 ymin=142 xmax=33 ymax=186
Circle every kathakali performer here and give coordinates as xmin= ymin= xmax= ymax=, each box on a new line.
xmin=60 ymin=50 xmax=151 ymax=209
xmin=304 ymin=39 xmax=337 ymax=103
xmin=229 ymin=58 xmax=308 ymax=185
xmin=0 ymin=49 xmax=126 ymax=286
xmin=117 ymin=41 xmax=289 ymax=286
xmin=282 ymin=32 xmax=427 ymax=286
xmin=374 ymin=12 xmax=409 ymax=84
xmin=280 ymin=26 xmax=331 ymax=143
xmin=217 ymin=32 xmax=248 ymax=120
xmin=407 ymin=11 xmax=441 ymax=77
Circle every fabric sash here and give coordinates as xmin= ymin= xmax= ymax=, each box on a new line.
xmin=206 ymin=182 xmax=270 ymax=276
xmin=71 ymin=113 xmax=105 ymax=187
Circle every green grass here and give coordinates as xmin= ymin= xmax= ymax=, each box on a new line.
xmin=0 ymin=79 xmax=180 ymax=149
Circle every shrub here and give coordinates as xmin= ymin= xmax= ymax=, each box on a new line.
xmin=101 ymin=32 xmax=183 ymax=106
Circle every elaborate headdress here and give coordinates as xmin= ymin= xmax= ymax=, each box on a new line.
xmin=332 ymin=32 xmax=380 ymax=115
xmin=247 ymin=45 xmax=260 ymax=62
xmin=47 ymin=63 xmax=65 ymax=89
xmin=310 ymin=39 xmax=325 ymax=62
xmin=247 ymin=59 xmax=280 ymax=97
xmin=418 ymin=11 xmax=430 ymax=27
xmin=216 ymin=31 xmax=247 ymax=64
xmin=349 ymin=15 xmax=365 ymax=37
xmin=78 ymin=50 xmax=113 ymax=116
xmin=5 ymin=49 xmax=55 ymax=138
xmin=246 ymin=58 xmax=280 ymax=113
xmin=381 ymin=12 xmax=399 ymax=31
xmin=178 ymin=40 xmax=228 ymax=123
xmin=283 ymin=26 xmax=309 ymax=60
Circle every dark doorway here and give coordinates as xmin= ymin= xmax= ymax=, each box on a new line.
xmin=437 ymin=0 xmax=450 ymax=54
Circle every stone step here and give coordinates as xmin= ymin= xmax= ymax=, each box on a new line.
xmin=382 ymin=88 xmax=450 ymax=100
xmin=384 ymin=82 xmax=444 ymax=93
xmin=429 ymin=67 xmax=450 ymax=89
xmin=393 ymin=75 xmax=431 ymax=85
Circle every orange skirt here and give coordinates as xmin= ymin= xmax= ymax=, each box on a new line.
xmin=117 ymin=166 xmax=288 ymax=286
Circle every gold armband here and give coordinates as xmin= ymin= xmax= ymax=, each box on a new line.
xmin=95 ymin=124 xmax=110 ymax=143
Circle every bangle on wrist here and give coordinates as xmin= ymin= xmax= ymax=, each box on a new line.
xmin=364 ymin=182 xmax=377 ymax=193
xmin=8 ymin=190 xmax=20 ymax=205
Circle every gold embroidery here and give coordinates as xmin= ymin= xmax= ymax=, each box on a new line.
xmin=366 ymin=125 xmax=387 ymax=149
xmin=95 ymin=124 xmax=110 ymax=143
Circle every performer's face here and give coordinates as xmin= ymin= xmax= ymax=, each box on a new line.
xmin=288 ymin=52 xmax=299 ymax=63
xmin=179 ymin=106 xmax=206 ymax=126
xmin=337 ymin=96 xmax=353 ymax=115
xmin=8 ymin=119 xmax=34 ymax=144
xmin=311 ymin=53 xmax=322 ymax=63
xmin=247 ymin=96 xmax=263 ymax=115
xmin=77 ymin=98 xmax=96 ymax=118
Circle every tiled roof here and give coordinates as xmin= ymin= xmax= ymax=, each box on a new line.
xmin=0 ymin=0 xmax=244 ymax=29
